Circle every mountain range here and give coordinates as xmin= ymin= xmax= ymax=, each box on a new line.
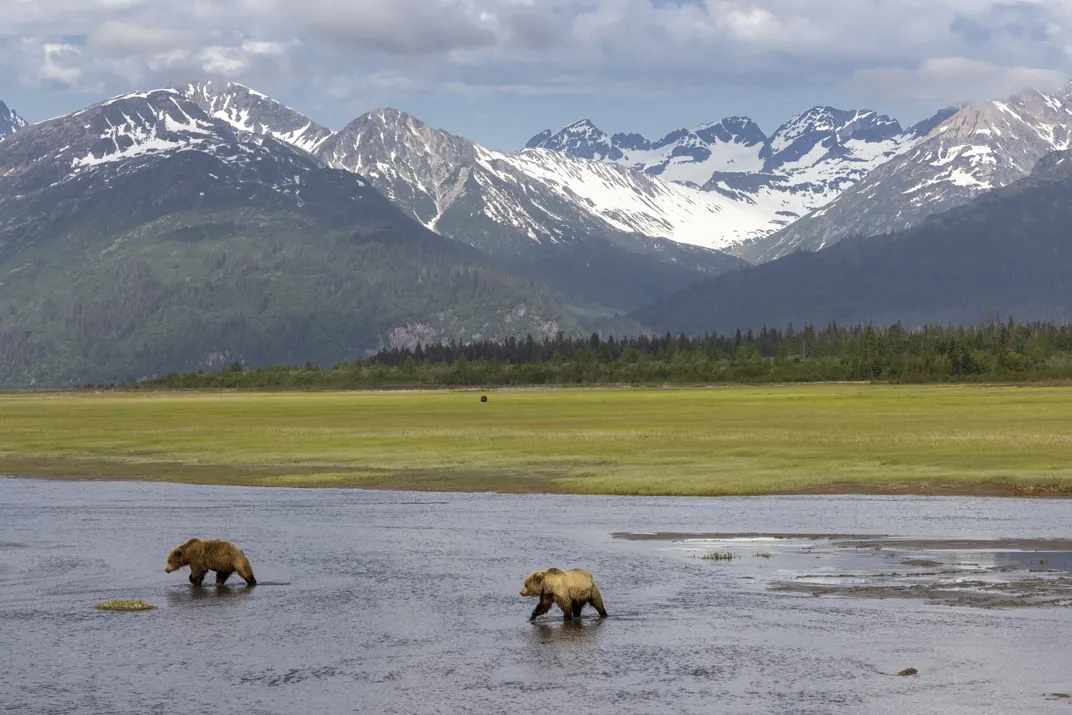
xmin=741 ymin=87 xmax=1072 ymax=262
xmin=528 ymin=107 xmax=958 ymax=245
xmin=174 ymin=82 xmax=753 ymax=313
xmin=632 ymin=146 xmax=1072 ymax=332
xmin=0 ymin=90 xmax=575 ymax=385
xmin=2 ymin=78 xmax=1071 ymax=385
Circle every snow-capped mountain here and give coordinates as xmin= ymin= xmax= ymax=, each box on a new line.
xmin=167 ymin=85 xmax=760 ymax=292
xmin=179 ymin=81 xmax=333 ymax=154
xmin=0 ymin=88 xmax=397 ymax=266
xmin=741 ymin=86 xmax=1072 ymax=262
xmin=633 ymin=143 xmax=1072 ymax=335
xmin=313 ymin=107 xmax=749 ymax=310
xmin=529 ymin=116 xmax=767 ymax=184
xmin=0 ymin=90 xmax=328 ymax=202
xmin=0 ymin=101 xmax=26 ymax=139
xmin=0 ymin=89 xmax=579 ymax=386
xmin=529 ymin=107 xmax=956 ymax=251
xmin=316 ymin=108 xmax=757 ymax=251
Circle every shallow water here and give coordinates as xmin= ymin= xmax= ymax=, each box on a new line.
xmin=1 ymin=479 xmax=1070 ymax=714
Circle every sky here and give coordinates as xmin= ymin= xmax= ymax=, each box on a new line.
xmin=1 ymin=0 xmax=1071 ymax=150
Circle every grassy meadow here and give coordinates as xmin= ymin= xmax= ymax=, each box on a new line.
xmin=1 ymin=385 xmax=1071 ymax=496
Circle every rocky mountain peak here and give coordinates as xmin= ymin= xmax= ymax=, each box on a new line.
xmin=766 ymin=107 xmax=904 ymax=165
xmin=526 ymin=119 xmax=620 ymax=161
xmin=178 ymin=80 xmax=333 ymax=154
xmin=0 ymin=88 xmax=334 ymax=215
xmin=693 ymin=117 xmax=767 ymax=147
xmin=0 ymin=101 xmax=27 ymax=139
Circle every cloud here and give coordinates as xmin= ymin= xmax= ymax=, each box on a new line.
xmin=85 ymin=21 xmax=194 ymax=57
xmin=849 ymin=57 xmax=1067 ymax=104
xmin=281 ymin=0 xmax=498 ymax=55
xmin=1 ymin=0 xmax=1071 ymax=113
xmin=39 ymin=43 xmax=83 ymax=87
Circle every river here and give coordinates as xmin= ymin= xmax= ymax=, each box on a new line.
xmin=1 ymin=479 xmax=1070 ymax=714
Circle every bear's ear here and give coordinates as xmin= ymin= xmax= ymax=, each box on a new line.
xmin=531 ymin=571 xmax=545 ymax=583
xmin=173 ymin=549 xmax=182 ymax=558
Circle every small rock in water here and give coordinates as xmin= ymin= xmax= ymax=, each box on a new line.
xmin=898 ymin=668 xmax=918 ymax=677
xmin=95 ymin=599 xmax=155 ymax=611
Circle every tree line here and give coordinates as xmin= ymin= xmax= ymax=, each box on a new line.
xmin=134 ymin=318 xmax=1072 ymax=389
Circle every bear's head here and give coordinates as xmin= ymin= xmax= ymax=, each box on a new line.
xmin=520 ymin=570 xmax=545 ymax=597
xmin=164 ymin=546 xmax=188 ymax=573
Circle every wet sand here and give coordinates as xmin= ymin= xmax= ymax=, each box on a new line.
xmin=618 ymin=532 xmax=1072 ymax=610
xmin=615 ymin=532 xmax=1072 ymax=551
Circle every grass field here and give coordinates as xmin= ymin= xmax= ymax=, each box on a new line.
xmin=2 ymin=385 xmax=1072 ymax=497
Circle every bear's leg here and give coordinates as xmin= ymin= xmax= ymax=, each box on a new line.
xmin=571 ymin=602 xmax=584 ymax=618
xmin=189 ymin=569 xmax=206 ymax=588
xmin=530 ymin=594 xmax=553 ymax=621
xmin=590 ymin=585 xmax=608 ymax=618
xmin=215 ymin=570 xmax=232 ymax=585
xmin=553 ymin=595 xmax=574 ymax=620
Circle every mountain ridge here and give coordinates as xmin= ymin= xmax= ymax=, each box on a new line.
xmin=739 ymin=86 xmax=1072 ymax=262
xmin=630 ymin=142 xmax=1072 ymax=334
xmin=527 ymin=105 xmax=959 ymax=252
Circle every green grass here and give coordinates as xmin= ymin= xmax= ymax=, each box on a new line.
xmin=2 ymin=385 xmax=1072 ymax=497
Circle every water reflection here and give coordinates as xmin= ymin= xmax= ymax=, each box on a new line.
xmin=527 ymin=617 xmax=606 ymax=647
xmin=164 ymin=584 xmax=254 ymax=604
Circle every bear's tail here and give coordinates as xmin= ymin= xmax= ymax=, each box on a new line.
xmin=590 ymin=585 xmax=607 ymax=618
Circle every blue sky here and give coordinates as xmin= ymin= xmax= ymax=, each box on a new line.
xmin=2 ymin=0 xmax=1069 ymax=150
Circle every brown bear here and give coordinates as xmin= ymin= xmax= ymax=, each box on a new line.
xmin=164 ymin=538 xmax=257 ymax=587
xmin=520 ymin=567 xmax=607 ymax=621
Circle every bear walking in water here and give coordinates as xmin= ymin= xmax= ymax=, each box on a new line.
xmin=165 ymin=538 xmax=257 ymax=587
xmin=520 ymin=568 xmax=607 ymax=621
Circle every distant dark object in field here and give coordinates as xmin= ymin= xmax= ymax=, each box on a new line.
xmin=481 ymin=395 xmax=488 ymax=403
xmin=898 ymin=668 xmax=918 ymax=676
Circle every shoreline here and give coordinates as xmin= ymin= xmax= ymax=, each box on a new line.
xmin=4 ymin=473 xmax=1071 ymax=498
xmin=25 ymin=379 xmax=1072 ymax=395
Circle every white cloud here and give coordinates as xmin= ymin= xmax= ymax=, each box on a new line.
xmin=39 ymin=43 xmax=82 ymax=87
xmin=85 ymin=21 xmax=194 ymax=57
xmin=849 ymin=57 xmax=1067 ymax=104
xmin=0 ymin=0 xmax=1070 ymax=111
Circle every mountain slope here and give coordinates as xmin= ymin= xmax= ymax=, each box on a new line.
xmin=631 ymin=148 xmax=1072 ymax=335
xmin=0 ymin=101 xmax=26 ymax=139
xmin=313 ymin=108 xmax=749 ymax=312
xmin=741 ymin=88 xmax=1072 ymax=262
xmin=0 ymin=90 xmax=576 ymax=386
